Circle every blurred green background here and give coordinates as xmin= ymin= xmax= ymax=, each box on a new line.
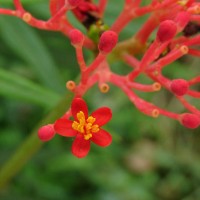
xmin=1 ymin=1 xmax=200 ymax=200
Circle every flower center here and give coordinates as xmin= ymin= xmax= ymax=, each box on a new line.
xmin=72 ymin=111 xmax=99 ymax=140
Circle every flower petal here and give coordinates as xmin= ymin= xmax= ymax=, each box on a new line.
xmin=91 ymin=129 xmax=112 ymax=147
xmin=72 ymin=134 xmax=90 ymax=158
xmin=54 ymin=119 xmax=77 ymax=137
xmin=91 ymin=107 xmax=112 ymax=126
xmin=71 ymin=98 xmax=88 ymax=120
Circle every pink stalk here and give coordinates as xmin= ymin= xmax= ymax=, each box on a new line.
xmin=147 ymin=46 xmax=189 ymax=72
xmin=13 ymin=0 xmax=24 ymax=12
xmin=0 ymin=9 xmax=16 ymax=16
xmin=188 ymin=48 xmax=200 ymax=57
xmin=158 ymin=109 xmax=180 ymax=120
xmin=110 ymin=8 xmax=135 ymax=34
xmin=98 ymin=0 xmax=108 ymax=16
xmin=131 ymin=0 xmax=142 ymax=8
xmin=135 ymin=14 xmax=160 ymax=44
xmin=75 ymin=74 xmax=99 ymax=97
xmin=111 ymin=69 xmax=180 ymax=120
xmin=148 ymin=72 xmax=171 ymax=90
xmin=110 ymin=74 xmax=159 ymax=117
xmin=188 ymin=76 xmax=200 ymax=85
xmin=177 ymin=96 xmax=200 ymax=115
xmin=48 ymin=6 xmax=68 ymax=23
xmin=75 ymin=47 xmax=87 ymax=71
xmin=125 ymin=0 xmax=132 ymax=5
xmin=86 ymin=53 xmax=106 ymax=74
xmin=21 ymin=13 xmax=60 ymax=30
xmin=188 ymin=90 xmax=200 ymax=98
xmin=134 ymin=5 xmax=153 ymax=16
xmin=123 ymin=54 xmax=140 ymax=68
xmin=81 ymin=53 xmax=106 ymax=84
xmin=49 ymin=0 xmax=65 ymax=16
xmin=128 ymin=40 xmax=161 ymax=81
xmin=183 ymin=35 xmax=200 ymax=46
xmin=127 ymin=82 xmax=161 ymax=92
xmin=150 ymin=43 xmax=170 ymax=61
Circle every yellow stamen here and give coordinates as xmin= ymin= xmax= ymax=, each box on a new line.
xmin=84 ymin=134 xmax=92 ymax=140
xmin=85 ymin=123 xmax=92 ymax=130
xmin=72 ymin=111 xmax=100 ymax=140
xmin=72 ymin=121 xmax=84 ymax=133
xmin=91 ymin=125 xmax=100 ymax=133
xmin=87 ymin=116 xmax=96 ymax=124
xmin=77 ymin=111 xmax=85 ymax=125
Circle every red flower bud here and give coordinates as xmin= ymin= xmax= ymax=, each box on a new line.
xmin=38 ymin=124 xmax=55 ymax=141
xmin=69 ymin=29 xmax=84 ymax=46
xmin=180 ymin=113 xmax=200 ymax=129
xmin=98 ymin=31 xmax=118 ymax=54
xmin=170 ymin=79 xmax=189 ymax=96
xmin=157 ymin=20 xmax=177 ymax=42
xmin=67 ymin=0 xmax=82 ymax=8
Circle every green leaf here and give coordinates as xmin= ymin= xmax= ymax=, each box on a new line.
xmin=0 ymin=93 xmax=74 ymax=190
xmin=0 ymin=16 xmax=65 ymax=93
xmin=0 ymin=68 xmax=61 ymax=108
xmin=1 ymin=0 xmax=46 ymax=5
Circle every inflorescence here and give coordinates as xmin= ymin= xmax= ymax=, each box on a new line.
xmin=1 ymin=0 xmax=200 ymax=157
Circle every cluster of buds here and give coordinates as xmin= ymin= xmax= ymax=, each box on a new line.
xmin=1 ymin=0 xmax=200 ymax=158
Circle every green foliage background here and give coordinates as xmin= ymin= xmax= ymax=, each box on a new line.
xmin=0 ymin=1 xmax=200 ymax=200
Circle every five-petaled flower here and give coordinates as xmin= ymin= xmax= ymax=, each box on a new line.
xmin=54 ymin=98 xmax=112 ymax=158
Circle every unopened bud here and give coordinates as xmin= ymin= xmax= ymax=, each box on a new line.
xmin=180 ymin=113 xmax=200 ymax=129
xmin=38 ymin=124 xmax=55 ymax=141
xmin=98 ymin=31 xmax=118 ymax=54
xmin=170 ymin=79 xmax=189 ymax=96
xmin=69 ymin=29 xmax=84 ymax=46
xmin=157 ymin=20 xmax=177 ymax=42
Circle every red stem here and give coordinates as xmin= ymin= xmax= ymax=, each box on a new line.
xmin=13 ymin=0 xmax=24 ymax=12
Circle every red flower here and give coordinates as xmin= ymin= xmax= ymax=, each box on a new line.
xmin=54 ymin=98 xmax=112 ymax=158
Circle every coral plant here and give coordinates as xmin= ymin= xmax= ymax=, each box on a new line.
xmin=1 ymin=0 xmax=200 ymax=158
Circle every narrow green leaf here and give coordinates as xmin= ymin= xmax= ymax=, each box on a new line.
xmin=0 ymin=68 xmax=61 ymax=108
xmin=0 ymin=93 xmax=74 ymax=190
xmin=1 ymin=0 xmax=46 ymax=4
xmin=0 ymin=16 xmax=65 ymax=93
